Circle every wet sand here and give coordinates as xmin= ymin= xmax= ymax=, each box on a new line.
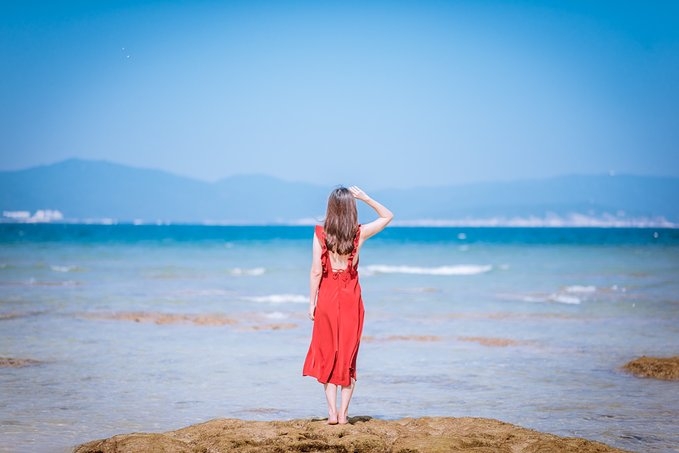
xmin=73 ymin=416 xmax=628 ymax=452
xmin=623 ymin=356 xmax=679 ymax=381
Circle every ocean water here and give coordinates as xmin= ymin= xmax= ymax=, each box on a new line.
xmin=1 ymin=224 xmax=678 ymax=453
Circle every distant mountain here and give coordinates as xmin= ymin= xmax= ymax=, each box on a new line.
xmin=0 ymin=159 xmax=223 ymax=222
xmin=370 ymin=174 xmax=679 ymax=226
xmin=0 ymin=159 xmax=328 ymax=224
xmin=1 ymin=159 xmax=677 ymax=226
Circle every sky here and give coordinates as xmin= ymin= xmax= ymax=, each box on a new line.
xmin=1 ymin=0 xmax=678 ymax=189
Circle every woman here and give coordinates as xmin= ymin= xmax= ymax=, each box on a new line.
xmin=303 ymin=185 xmax=393 ymax=425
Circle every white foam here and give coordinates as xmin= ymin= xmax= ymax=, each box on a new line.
xmin=50 ymin=265 xmax=80 ymax=273
xmin=245 ymin=294 xmax=307 ymax=304
xmin=365 ymin=264 xmax=492 ymax=276
xmin=610 ymin=285 xmax=627 ymax=292
xmin=548 ymin=294 xmax=581 ymax=304
xmin=230 ymin=267 xmax=266 ymax=276
xmin=520 ymin=295 xmax=547 ymax=303
xmin=564 ymin=285 xmax=596 ymax=293
xmin=180 ymin=289 xmax=231 ymax=297
xmin=500 ymin=289 xmax=585 ymax=304
xmin=265 ymin=311 xmax=288 ymax=319
xmin=24 ymin=278 xmax=80 ymax=287
xmin=496 ymin=292 xmax=546 ymax=303
xmin=395 ymin=287 xmax=440 ymax=293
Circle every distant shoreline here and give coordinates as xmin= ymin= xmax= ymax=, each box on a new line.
xmin=4 ymin=160 xmax=678 ymax=227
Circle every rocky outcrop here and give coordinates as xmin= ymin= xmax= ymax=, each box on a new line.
xmin=74 ymin=416 xmax=627 ymax=453
xmin=623 ymin=356 xmax=679 ymax=381
xmin=0 ymin=357 xmax=42 ymax=368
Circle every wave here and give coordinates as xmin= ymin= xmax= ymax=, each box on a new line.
xmin=6 ymin=278 xmax=81 ymax=287
xmin=394 ymin=287 xmax=441 ymax=293
xmin=264 ymin=311 xmax=288 ymax=319
xmin=564 ymin=285 xmax=596 ymax=293
xmin=229 ymin=267 xmax=266 ymax=276
xmin=50 ymin=265 xmax=82 ymax=273
xmin=499 ymin=292 xmax=581 ymax=305
xmin=365 ymin=264 xmax=492 ymax=276
xmin=548 ymin=294 xmax=581 ymax=305
xmin=179 ymin=289 xmax=231 ymax=297
xmin=499 ymin=283 xmax=603 ymax=305
xmin=245 ymin=294 xmax=307 ymax=304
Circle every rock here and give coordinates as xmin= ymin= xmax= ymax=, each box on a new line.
xmin=622 ymin=356 xmax=679 ymax=381
xmin=80 ymin=311 xmax=238 ymax=326
xmin=238 ymin=322 xmax=298 ymax=331
xmin=458 ymin=336 xmax=524 ymax=347
xmin=79 ymin=311 xmax=299 ymax=330
xmin=73 ymin=416 xmax=627 ymax=453
xmin=0 ymin=357 xmax=42 ymax=368
xmin=362 ymin=335 xmax=442 ymax=342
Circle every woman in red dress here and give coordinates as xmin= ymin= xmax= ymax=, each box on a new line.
xmin=303 ymin=185 xmax=393 ymax=425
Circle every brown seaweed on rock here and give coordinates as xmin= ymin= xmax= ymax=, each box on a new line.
xmin=0 ymin=357 xmax=43 ymax=368
xmin=73 ymin=416 xmax=628 ymax=453
xmin=622 ymin=356 xmax=679 ymax=381
xmin=80 ymin=311 xmax=238 ymax=326
xmin=458 ymin=336 xmax=525 ymax=347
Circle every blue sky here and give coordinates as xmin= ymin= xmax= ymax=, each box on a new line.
xmin=1 ymin=0 xmax=678 ymax=189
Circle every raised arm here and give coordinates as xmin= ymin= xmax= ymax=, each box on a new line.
xmin=348 ymin=186 xmax=394 ymax=244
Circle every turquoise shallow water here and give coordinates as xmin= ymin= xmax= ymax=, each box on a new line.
xmin=1 ymin=225 xmax=678 ymax=452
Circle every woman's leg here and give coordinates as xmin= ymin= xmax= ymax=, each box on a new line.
xmin=338 ymin=379 xmax=355 ymax=424
xmin=324 ymin=383 xmax=338 ymax=424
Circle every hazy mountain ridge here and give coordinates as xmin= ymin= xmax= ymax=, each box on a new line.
xmin=1 ymin=159 xmax=677 ymax=226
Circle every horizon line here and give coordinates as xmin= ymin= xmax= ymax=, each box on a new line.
xmin=2 ymin=157 xmax=679 ymax=190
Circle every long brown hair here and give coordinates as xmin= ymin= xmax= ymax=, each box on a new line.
xmin=323 ymin=187 xmax=358 ymax=255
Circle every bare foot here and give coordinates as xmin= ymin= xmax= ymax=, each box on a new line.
xmin=327 ymin=412 xmax=338 ymax=425
xmin=338 ymin=413 xmax=349 ymax=425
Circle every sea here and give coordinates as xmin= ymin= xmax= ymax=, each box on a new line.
xmin=1 ymin=224 xmax=678 ymax=453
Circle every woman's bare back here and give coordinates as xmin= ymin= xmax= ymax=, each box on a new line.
xmin=328 ymin=251 xmax=354 ymax=272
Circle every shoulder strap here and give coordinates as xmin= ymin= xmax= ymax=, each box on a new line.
xmin=315 ymin=225 xmax=329 ymax=258
xmin=315 ymin=225 xmax=329 ymax=276
xmin=314 ymin=225 xmax=327 ymax=252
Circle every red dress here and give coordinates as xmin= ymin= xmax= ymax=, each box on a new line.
xmin=303 ymin=225 xmax=364 ymax=387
